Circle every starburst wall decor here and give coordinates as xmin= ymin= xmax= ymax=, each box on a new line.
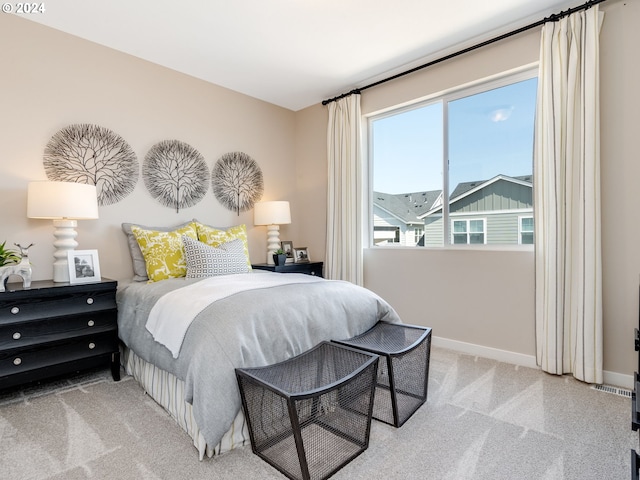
xmin=143 ymin=140 xmax=209 ymax=213
xmin=43 ymin=124 xmax=138 ymax=206
xmin=211 ymin=152 xmax=264 ymax=215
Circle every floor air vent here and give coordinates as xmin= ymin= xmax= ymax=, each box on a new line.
xmin=591 ymin=384 xmax=633 ymax=398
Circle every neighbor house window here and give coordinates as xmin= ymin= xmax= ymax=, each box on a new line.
xmin=452 ymin=219 xmax=486 ymax=244
xmin=519 ymin=216 xmax=534 ymax=244
xmin=414 ymin=227 xmax=424 ymax=245
xmin=370 ymin=68 xmax=537 ymax=248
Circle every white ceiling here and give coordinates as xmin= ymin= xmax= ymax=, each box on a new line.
xmin=21 ymin=0 xmax=579 ymax=111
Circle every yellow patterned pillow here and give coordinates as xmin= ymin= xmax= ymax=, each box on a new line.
xmin=195 ymin=223 xmax=252 ymax=269
xmin=131 ymin=223 xmax=198 ymax=282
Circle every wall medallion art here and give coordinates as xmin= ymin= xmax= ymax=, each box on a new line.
xmin=143 ymin=140 xmax=209 ymax=213
xmin=211 ymin=151 xmax=264 ymax=215
xmin=43 ymin=124 xmax=138 ymax=206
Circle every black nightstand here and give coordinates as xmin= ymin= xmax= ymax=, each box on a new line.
xmin=0 ymin=278 xmax=120 ymax=390
xmin=252 ymin=261 xmax=323 ymax=278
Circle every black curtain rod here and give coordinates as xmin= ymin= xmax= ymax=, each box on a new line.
xmin=321 ymin=0 xmax=606 ymax=106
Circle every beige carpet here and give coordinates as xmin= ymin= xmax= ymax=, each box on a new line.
xmin=0 ymin=348 xmax=637 ymax=479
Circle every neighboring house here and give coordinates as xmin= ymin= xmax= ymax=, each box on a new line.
xmin=419 ymin=174 xmax=533 ymax=246
xmin=373 ymin=190 xmax=441 ymax=246
xmin=373 ymin=174 xmax=533 ymax=247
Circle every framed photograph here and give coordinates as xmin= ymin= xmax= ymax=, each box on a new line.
xmin=68 ymin=249 xmax=101 ymax=284
xmin=293 ymin=247 xmax=310 ymax=263
xmin=281 ymin=240 xmax=294 ymax=264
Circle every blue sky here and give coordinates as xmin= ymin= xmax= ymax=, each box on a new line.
xmin=372 ymin=77 xmax=537 ymax=195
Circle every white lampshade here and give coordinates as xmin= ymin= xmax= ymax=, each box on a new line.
xmin=27 ymin=181 xmax=99 ymax=219
xmin=27 ymin=181 xmax=99 ymax=282
xmin=254 ymin=201 xmax=291 ymax=226
xmin=254 ymin=201 xmax=291 ymax=265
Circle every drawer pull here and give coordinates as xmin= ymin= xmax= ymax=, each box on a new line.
xmin=86 ymin=298 xmax=94 ymax=305
xmin=12 ymin=332 xmax=21 ymax=340
xmin=88 ymin=342 xmax=96 ymax=349
xmin=10 ymin=307 xmax=19 ymax=314
xmin=13 ymin=357 xmax=21 ymax=366
xmin=87 ymin=320 xmax=95 ymax=327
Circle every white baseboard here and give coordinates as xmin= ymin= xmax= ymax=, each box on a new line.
xmin=603 ymin=370 xmax=634 ymax=390
xmin=432 ymin=335 xmax=634 ymax=389
xmin=432 ymin=336 xmax=538 ymax=369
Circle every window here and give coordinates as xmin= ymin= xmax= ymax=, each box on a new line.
xmin=414 ymin=227 xmax=424 ymax=246
xmin=370 ymin=69 xmax=537 ymax=247
xmin=519 ymin=216 xmax=534 ymax=244
xmin=452 ymin=219 xmax=486 ymax=244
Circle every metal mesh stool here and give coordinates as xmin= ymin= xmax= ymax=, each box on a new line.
xmin=333 ymin=322 xmax=431 ymax=427
xmin=235 ymin=341 xmax=379 ymax=480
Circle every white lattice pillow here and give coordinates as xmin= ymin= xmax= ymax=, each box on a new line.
xmin=182 ymin=236 xmax=250 ymax=278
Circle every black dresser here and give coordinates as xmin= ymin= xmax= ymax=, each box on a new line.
xmin=0 ymin=278 xmax=120 ymax=390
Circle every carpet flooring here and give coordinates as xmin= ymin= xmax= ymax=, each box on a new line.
xmin=0 ymin=347 xmax=637 ymax=479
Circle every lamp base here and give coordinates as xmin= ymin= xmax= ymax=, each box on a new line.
xmin=52 ymin=219 xmax=78 ymax=283
xmin=266 ymin=225 xmax=281 ymax=265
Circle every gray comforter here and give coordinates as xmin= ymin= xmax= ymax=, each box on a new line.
xmin=116 ymin=273 xmax=401 ymax=448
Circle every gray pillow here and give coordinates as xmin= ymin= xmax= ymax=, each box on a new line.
xmin=122 ymin=220 xmax=195 ymax=281
xmin=182 ymin=236 xmax=250 ymax=278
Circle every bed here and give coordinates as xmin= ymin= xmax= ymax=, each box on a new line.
xmin=116 ymin=221 xmax=401 ymax=459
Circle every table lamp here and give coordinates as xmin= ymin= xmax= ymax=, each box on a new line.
xmin=254 ymin=200 xmax=291 ymax=265
xmin=27 ymin=181 xmax=99 ymax=282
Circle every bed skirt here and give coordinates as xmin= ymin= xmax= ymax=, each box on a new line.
xmin=121 ymin=345 xmax=251 ymax=460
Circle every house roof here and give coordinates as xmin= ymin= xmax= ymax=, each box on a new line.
xmin=419 ymin=174 xmax=533 ymax=219
xmin=373 ymin=190 xmax=442 ymax=224
xmin=450 ymin=174 xmax=532 ymax=199
xmin=374 ymin=174 xmax=532 ymax=224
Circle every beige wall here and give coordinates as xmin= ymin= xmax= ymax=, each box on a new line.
xmin=599 ymin=0 xmax=640 ymax=378
xmin=0 ymin=13 xmax=299 ymax=282
xmin=293 ymin=103 xmax=328 ymax=262
xmin=295 ymin=0 xmax=640 ymax=382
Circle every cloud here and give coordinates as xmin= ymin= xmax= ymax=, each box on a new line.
xmin=489 ymin=106 xmax=514 ymax=122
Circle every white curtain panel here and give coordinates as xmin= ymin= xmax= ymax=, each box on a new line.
xmin=326 ymin=94 xmax=363 ymax=284
xmin=534 ymin=6 xmax=604 ymax=383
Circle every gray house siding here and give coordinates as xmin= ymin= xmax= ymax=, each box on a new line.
xmin=486 ymin=213 xmax=521 ymax=244
xmin=424 ymin=215 xmax=443 ymax=246
xmin=452 ymin=179 xmax=532 ymax=213
xmin=423 ymin=178 xmax=533 ymax=246
xmin=449 ymin=212 xmax=529 ymax=244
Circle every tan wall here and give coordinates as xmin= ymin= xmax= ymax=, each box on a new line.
xmin=599 ymin=0 xmax=640 ymax=377
xmin=0 ymin=13 xmax=298 ymax=282
xmin=293 ymin=103 xmax=328 ymax=263
xmin=295 ymin=0 xmax=640 ymax=381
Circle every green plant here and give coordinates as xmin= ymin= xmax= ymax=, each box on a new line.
xmin=0 ymin=241 xmax=20 ymax=267
xmin=274 ymin=248 xmax=285 ymax=255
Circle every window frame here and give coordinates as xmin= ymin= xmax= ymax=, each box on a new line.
xmin=366 ymin=65 xmax=538 ymax=250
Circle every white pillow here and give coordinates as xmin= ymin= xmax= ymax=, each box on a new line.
xmin=182 ymin=236 xmax=250 ymax=278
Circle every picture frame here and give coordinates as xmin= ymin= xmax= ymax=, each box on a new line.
xmin=281 ymin=240 xmax=294 ymax=264
xmin=68 ymin=249 xmax=101 ymax=284
xmin=293 ymin=247 xmax=310 ymax=263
